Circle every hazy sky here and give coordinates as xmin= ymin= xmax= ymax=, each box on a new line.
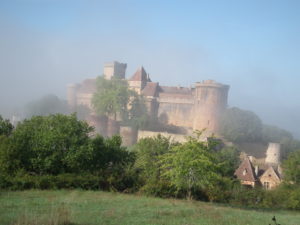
xmin=0 ymin=0 xmax=299 ymax=138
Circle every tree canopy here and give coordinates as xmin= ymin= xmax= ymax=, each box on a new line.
xmin=0 ymin=115 xmax=13 ymax=136
xmin=283 ymin=149 xmax=300 ymax=185
xmin=92 ymin=76 xmax=150 ymax=129
xmin=160 ymin=134 xmax=221 ymax=200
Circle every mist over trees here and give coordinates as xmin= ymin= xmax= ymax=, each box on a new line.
xmin=220 ymin=107 xmax=263 ymax=143
xmin=24 ymin=94 xmax=90 ymax=120
xmin=220 ymin=107 xmax=300 ymax=158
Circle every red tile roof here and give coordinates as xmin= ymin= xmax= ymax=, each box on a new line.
xmin=129 ymin=66 xmax=151 ymax=82
xmin=141 ymin=82 xmax=159 ymax=97
xmin=234 ymin=157 xmax=257 ymax=182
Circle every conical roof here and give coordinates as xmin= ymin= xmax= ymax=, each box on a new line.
xmin=129 ymin=66 xmax=150 ymax=82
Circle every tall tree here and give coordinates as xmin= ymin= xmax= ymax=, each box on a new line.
xmin=160 ymin=133 xmax=220 ymax=200
xmin=0 ymin=115 xmax=13 ymax=136
xmin=92 ymin=76 xmax=149 ymax=130
xmin=92 ymin=76 xmax=132 ymax=120
xmin=134 ymin=135 xmax=172 ymax=183
xmin=8 ymin=114 xmax=93 ymax=175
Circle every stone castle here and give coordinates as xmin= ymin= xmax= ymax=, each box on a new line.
xmin=67 ymin=61 xmax=230 ymax=145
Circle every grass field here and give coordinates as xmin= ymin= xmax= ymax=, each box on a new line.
xmin=0 ymin=190 xmax=299 ymax=225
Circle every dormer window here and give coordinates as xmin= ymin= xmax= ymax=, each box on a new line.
xmin=243 ymin=169 xmax=247 ymax=176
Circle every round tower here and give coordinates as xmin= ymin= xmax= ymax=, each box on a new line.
xmin=193 ymin=80 xmax=229 ymax=133
xmin=67 ymin=83 xmax=78 ymax=110
xmin=265 ymin=143 xmax=281 ymax=165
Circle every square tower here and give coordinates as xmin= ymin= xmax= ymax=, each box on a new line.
xmin=103 ymin=61 xmax=127 ymax=80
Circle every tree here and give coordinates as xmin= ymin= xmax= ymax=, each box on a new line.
xmin=92 ymin=76 xmax=150 ymax=130
xmin=220 ymin=107 xmax=263 ymax=143
xmin=215 ymin=146 xmax=240 ymax=177
xmin=134 ymin=135 xmax=172 ymax=182
xmin=124 ymin=93 xmax=148 ymax=129
xmin=92 ymin=76 xmax=132 ymax=120
xmin=8 ymin=114 xmax=93 ymax=175
xmin=160 ymin=133 xmax=221 ymax=200
xmin=283 ymin=150 xmax=300 ymax=185
xmin=0 ymin=115 xmax=13 ymax=136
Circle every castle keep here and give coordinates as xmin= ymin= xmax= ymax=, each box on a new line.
xmin=67 ymin=61 xmax=230 ymax=144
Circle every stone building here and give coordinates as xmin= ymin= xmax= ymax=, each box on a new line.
xmin=67 ymin=61 xmax=230 ymax=144
xmin=234 ymin=143 xmax=282 ymax=189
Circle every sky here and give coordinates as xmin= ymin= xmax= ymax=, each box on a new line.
xmin=0 ymin=0 xmax=299 ymax=138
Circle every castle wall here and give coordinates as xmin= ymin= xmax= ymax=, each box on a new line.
xmin=76 ymin=93 xmax=94 ymax=110
xmin=157 ymin=93 xmax=194 ymax=128
xmin=128 ymin=80 xmax=145 ymax=94
xmin=137 ymin=130 xmax=188 ymax=143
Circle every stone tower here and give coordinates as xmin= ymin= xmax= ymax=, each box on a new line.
xmin=193 ymin=80 xmax=229 ymax=133
xmin=265 ymin=143 xmax=281 ymax=165
xmin=103 ymin=61 xmax=127 ymax=80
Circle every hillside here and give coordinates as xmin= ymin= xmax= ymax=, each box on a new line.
xmin=0 ymin=190 xmax=299 ymax=225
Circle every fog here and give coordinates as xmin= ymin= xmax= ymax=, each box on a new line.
xmin=0 ymin=0 xmax=299 ymax=138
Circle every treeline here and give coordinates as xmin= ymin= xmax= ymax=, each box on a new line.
xmin=220 ymin=107 xmax=300 ymax=158
xmin=1 ymin=114 xmax=300 ymax=210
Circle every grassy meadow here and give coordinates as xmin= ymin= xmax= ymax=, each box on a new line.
xmin=0 ymin=190 xmax=299 ymax=225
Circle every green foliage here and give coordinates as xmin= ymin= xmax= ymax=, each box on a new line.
xmin=160 ymin=134 xmax=221 ymax=200
xmin=133 ymin=135 xmax=175 ymax=196
xmin=220 ymin=107 xmax=263 ymax=142
xmin=215 ymin=146 xmax=240 ymax=177
xmin=124 ymin=93 xmax=149 ymax=129
xmin=8 ymin=114 xmax=92 ymax=175
xmin=283 ymin=149 xmax=300 ymax=184
xmin=0 ymin=115 xmax=13 ymax=136
xmin=134 ymin=135 xmax=172 ymax=181
xmin=92 ymin=76 xmax=132 ymax=120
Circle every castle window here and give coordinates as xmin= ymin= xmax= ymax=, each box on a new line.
xmin=243 ymin=169 xmax=247 ymax=176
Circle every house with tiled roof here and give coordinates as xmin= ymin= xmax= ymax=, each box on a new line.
xmin=234 ymin=143 xmax=282 ymax=189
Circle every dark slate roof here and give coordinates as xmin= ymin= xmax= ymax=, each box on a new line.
xmin=141 ymin=82 xmax=159 ymax=97
xmin=234 ymin=157 xmax=257 ymax=182
xmin=129 ymin=66 xmax=150 ymax=82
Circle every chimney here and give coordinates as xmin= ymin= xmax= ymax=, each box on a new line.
xmin=255 ymin=165 xmax=259 ymax=176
